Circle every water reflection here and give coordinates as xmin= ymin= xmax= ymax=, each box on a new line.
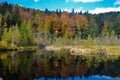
xmin=34 ymin=75 xmax=120 ymax=80
xmin=0 ymin=50 xmax=120 ymax=80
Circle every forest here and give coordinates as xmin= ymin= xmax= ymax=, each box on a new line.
xmin=0 ymin=1 xmax=120 ymax=80
xmin=0 ymin=1 xmax=120 ymax=49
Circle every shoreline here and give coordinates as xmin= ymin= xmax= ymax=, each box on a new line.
xmin=46 ymin=45 xmax=120 ymax=56
xmin=0 ymin=46 xmax=38 ymax=51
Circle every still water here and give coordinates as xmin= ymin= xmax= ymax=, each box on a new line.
xmin=0 ymin=50 xmax=120 ymax=80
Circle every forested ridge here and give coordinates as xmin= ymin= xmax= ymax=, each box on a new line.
xmin=0 ymin=1 xmax=120 ymax=47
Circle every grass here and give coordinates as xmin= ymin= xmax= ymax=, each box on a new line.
xmin=45 ymin=45 xmax=120 ymax=56
xmin=18 ymin=46 xmax=38 ymax=51
xmin=49 ymin=36 xmax=120 ymax=56
xmin=0 ymin=46 xmax=38 ymax=51
xmin=105 ymin=46 xmax=120 ymax=55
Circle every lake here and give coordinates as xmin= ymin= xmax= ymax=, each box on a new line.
xmin=0 ymin=50 xmax=120 ymax=80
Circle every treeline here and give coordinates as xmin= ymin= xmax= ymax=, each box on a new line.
xmin=0 ymin=2 xmax=120 ymax=47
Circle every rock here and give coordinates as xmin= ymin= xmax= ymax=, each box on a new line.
xmin=70 ymin=48 xmax=93 ymax=55
xmin=0 ymin=77 xmax=3 ymax=80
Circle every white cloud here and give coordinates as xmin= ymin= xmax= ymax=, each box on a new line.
xmin=89 ymin=7 xmax=120 ymax=14
xmin=66 ymin=0 xmax=102 ymax=3
xmin=61 ymin=7 xmax=83 ymax=13
xmin=19 ymin=4 xmax=23 ymax=7
xmin=74 ymin=7 xmax=83 ymax=12
xmin=61 ymin=8 xmax=71 ymax=12
xmin=34 ymin=0 xmax=40 ymax=2
xmin=66 ymin=0 xmax=70 ymax=2
xmin=114 ymin=0 xmax=120 ymax=5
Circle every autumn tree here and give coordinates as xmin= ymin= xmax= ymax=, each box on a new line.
xmin=102 ymin=21 xmax=109 ymax=36
xmin=74 ymin=14 xmax=88 ymax=38
xmin=19 ymin=8 xmax=31 ymax=22
xmin=50 ymin=13 xmax=60 ymax=37
xmin=60 ymin=11 xmax=72 ymax=38
xmin=43 ymin=15 xmax=52 ymax=39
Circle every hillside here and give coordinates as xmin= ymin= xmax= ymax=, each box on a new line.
xmin=0 ymin=1 xmax=120 ymax=47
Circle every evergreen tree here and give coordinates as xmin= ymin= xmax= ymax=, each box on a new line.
xmin=20 ymin=22 xmax=28 ymax=46
xmin=12 ymin=6 xmax=21 ymax=25
xmin=7 ymin=27 xmax=13 ymax=46
xmin=110 ymin=30 xmax=116 ymax=37
xmin=0 ymin=14 xmax=2 ymax=40
xmin=2 ymin=27 xmax=8 ymax=46
xmin=102 ymin=21 xmax=109 ymax=37
xmin=14 ymin=24 xmax=21 ymax=46
xmin=72 ymin=8 xmax=75 ymax=15
xmin=85 ymin=35 xmax=93 ymax=48
xmin=26 ymin=20 xmax=36 ymax=45
xmin=6 ymin=11 xmax=12 ymax=26
xmin=45 ymin=8 xmax=49 ymax=15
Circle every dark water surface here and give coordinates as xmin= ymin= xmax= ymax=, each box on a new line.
xmin=0 ymin=50 xmax=120 ymax=80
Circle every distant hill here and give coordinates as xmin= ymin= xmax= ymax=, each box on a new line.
xmin=0 ymin=1 xmax=120 ymax=40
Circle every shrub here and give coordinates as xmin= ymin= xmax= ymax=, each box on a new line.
xmin=0 ymin=41 xmax=7 ymax=47
xmin=85 ymin=35 xmax=93 ymax=48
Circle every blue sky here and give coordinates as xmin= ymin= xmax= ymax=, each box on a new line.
xmin=0 ymin=0 xmax=120 ymax=14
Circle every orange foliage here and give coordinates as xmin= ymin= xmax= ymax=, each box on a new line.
xmin=0 ymin=41 xmax=7 ymax=47
xmin=19 ymin=8 xmax=31 ymax=22
xmin=74 ymin=14 xmax=88 ymax=28
xmin=102 ymin=21 xmax=108 ymax=36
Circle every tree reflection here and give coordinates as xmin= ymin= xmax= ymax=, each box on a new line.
xmin=0 ymin=50 xmax=120 ymax=80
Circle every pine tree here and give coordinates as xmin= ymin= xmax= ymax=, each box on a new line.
xmin=1 ymin=27 xmax=8 ymax=46
xmin=14 ymin=24 xmax=21 ymax=46
xmin=110 ymin=30 xmax=115 ymax=38
xmin=0 ymin=14 xmax=2 ymax=40
xmin=85 ymin=35 xmax=93 ymax=48
xmin=26 ymin=20 xmax=36 ymax=45
xmin=7 ymin=27 xmax=12 ymax=45
xmin=20 ymin=22 xmax=28 ymax=46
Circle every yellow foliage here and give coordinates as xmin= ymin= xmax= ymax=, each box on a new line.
xmin=0 ymin=41 xmax=8 ymax=47
xmin=7 ymin=27 xmax=12 ymax=42
xmin=0 ymin=53 xmax=7 ymax=60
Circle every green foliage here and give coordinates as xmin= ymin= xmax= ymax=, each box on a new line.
xmin=12 ymin=6 xmax=21 ymax=25
xmin=19 ymin=21 xmax=36 ymax=46
xmin=0 ymin=14 xmax=2 ymax=40
xmin=52 ymin=37 xmax=76 ymax=46
xmin=7 ymin=27 xmax=12 ymax=45
xmin=20 ymin=22 xmax=28 ymax=45
xmin=2 ymin=28 xmax=8 ymax=46
xmin=26 ymin=20 xmax=36 ymax=45
xmin=93 ymin=31 xmax=120 ymax=46
xmin=110 ymin=30 xmax=116 ymax=37
xmin=1 ymin=25 xmax=22 ymax=46
xmin=1 ymin=2 xmax=120 ymax=48
xmin=14 ymin=24 xmax=21 ymax=45
xmin=85 ymin=35 xmax=93 ymax=48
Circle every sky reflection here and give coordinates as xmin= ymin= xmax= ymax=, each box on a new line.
xmin=34 ymin=75 xmax=120 ymax=80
